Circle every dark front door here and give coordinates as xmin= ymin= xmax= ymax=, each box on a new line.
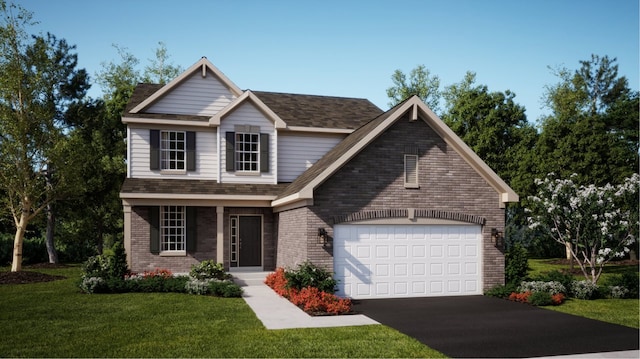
xmin=239 ymin=216 xmax=261 ymax=267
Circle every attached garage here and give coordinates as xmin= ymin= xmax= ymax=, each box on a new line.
xmin=333 ymin=223 xmax=483 ymax=299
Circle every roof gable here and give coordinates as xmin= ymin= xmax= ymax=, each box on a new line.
xmin=274 ymin=96 xmax=518 ymax=208
xmin=129 ymin=57 xmax=243 ymax=114
xmin=210 ymin=90 xmax=287 ymax=128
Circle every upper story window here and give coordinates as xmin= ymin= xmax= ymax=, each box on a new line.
xmin=149 ymin=130 xmax=196 ymax=172
xmin=235 ymin=131 xmax=260 ymax=172
xmin=161 ymin=131 xmax=186 ymax=170
xmin=225 ymin=125 xmax=269 ymax=173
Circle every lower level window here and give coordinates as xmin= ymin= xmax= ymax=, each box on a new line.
xmin=161 ymin=206 xmax=185 ymax=252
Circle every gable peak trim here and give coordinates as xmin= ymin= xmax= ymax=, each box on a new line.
xmin=209 ymin=90 xmax=287 ymax=128
xmin=130 ymin=57 xmax=243 ymax=114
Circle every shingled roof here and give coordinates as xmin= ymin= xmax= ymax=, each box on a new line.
xmin=123 ymin=84 xmax=383 ymax=129
xmin=275 ymin=104 xmax=397 ymax=200
xmin=252 ymin=91 xmax=383 ymax=129
xmin=121 ymin=178 xmax=289 ymax=197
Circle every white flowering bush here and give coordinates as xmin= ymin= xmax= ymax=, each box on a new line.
xmin=79 ymin=276 xmax=105 ymax=294
xmin=571 ymin=280 xmax=599 ymax=299
xmin=518 ymin=281 xmax=566 ymax=295
xmin=185 ymin=277 xmax=216 ymax=295
xmin=608 ymin=285 xmax=629 ymax=299
xmin=527 ymin=173 xmax=639 ymax=284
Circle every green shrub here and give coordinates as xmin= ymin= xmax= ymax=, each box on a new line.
xmin=209 ymin=281 xmax=243 ymax=297
xmin=79 ymin=276 xmax=106 ymax=294
xmin=608 ymin=285 xmax=630 ymax=299
xmin=484 ymin=283 xmax=517 ymax=298
xmin=0 ymin=234 xmax=49 ymax=266
xmin=528 ymin=291 xmax=554 ymax=306
xmin=604 ymin=272 xmax=639 ymax=299
xmin=81 ymin=241 xmax=129 ymax=281
xmin=185 ymin=277 xmax=214 ymax=295
xmin=571 ymin=280 xmax=600 ymax=299
xmin=189 ymin=260 xmax=230 ymax=280
xmin=530 ymin=270 xmax=574 ymax=293
xmin=285 ymin=261 xmax=337 ymax=294
xmin=518 ymin=280 xmax=566 ymax=295
xmin=162 ymin=276 xmax=189 ymax=293
xmin=505 ymin=244 xmax=528 ymax=285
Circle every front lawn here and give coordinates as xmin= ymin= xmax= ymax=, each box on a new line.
xmin=528 ymin=259 xmax=639 ymax=328
xmin=0 ymin=265 xmax=445 ymax=358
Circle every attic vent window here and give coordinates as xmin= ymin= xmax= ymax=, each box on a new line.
xmin=404 ymin=154 xmax=419 ymax=189
xmin=202 ymin=63 xmax=207 ymax=77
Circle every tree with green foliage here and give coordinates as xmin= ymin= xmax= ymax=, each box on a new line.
xmin=386 ymin=64 xmax=441 ymax=112
xmin=536 ymin=55 xmax=639 ymax=186
xmin=441 ymin=72 xmax=538 ymax=196
xmin=52 ymin=42 xmax=184 ymax=257
xmin=0 ymin=1 xmax=89 ymax=271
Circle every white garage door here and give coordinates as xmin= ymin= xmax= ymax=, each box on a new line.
xmin=333 ymin=224 xmax=482 ymax=299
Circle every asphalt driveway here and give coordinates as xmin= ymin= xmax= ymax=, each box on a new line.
xmin=353 ymin=296 xmax=639 ymax=358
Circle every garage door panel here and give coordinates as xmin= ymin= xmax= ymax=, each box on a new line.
xmin=334 ymin=224 xmax=482 ymax=299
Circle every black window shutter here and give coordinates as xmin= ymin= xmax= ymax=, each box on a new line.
xmin=260 ymin=133 xmax=269 ymax=172
xmin=150 ymin=130 xmax=160 ymax=170
xmin=186 ymin=131 xmax=196 ymax=171
xmin=225 ymin=132 xmax=235 ymax=172
xmin=149 ymin=207 xmax=160 ymax=254
xmin=186 ymin=207 xmax=197 ymax=252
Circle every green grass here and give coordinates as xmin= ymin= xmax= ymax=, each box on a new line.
xmin=527 ymin=258 xmax=639 ymax=328
xmin=546 ymin=298 xmax=640 ymax=328
xmin=528 ymin=258 xmax=638 ymax=282
xmin=0 ymin=266 xmax=446 ymax=358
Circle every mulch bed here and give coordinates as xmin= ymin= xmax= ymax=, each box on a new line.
xmin=0 ymin=263 xmax=68 ymax=285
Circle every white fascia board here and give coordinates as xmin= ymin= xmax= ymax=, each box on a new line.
xmin=122 ymin=198 xmax=273 ymax=208
xmin=272 ymin=198 xmax=314 ymax=213
xmin=120 ymin=192 xmax=277 ymax=201
xmin=271 ymin=193 xmax=304 ymax=207
xmin=209 ymin=90 xmax=287 ymax=129
xmin=121 ymin=116 xmax=211 ymax=128
xmin=130 ymin=57 xmax=242 ymax=114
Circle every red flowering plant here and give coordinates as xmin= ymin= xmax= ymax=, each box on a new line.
xmin=508 ymin=280 xmax=567 ymax=306
xmin=143 ymin=268 xmax=173 ymax=279
xmin=265 ymin=264 xmax=352 ymax=315
xmin=508 ymin=291 xmax=532 ymax=303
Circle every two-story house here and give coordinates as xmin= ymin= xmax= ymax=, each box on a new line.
xmin=120 ymin=57 xmax=518 ymax=299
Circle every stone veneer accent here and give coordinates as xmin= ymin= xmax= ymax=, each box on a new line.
xmin=300 ymin=113 xmax=507 ymax=289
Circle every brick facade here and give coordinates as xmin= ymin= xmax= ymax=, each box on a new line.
xmin=304 ymin=113 xmax=506 ymax=289
xmin=276 ymin=206 xmax=310 ymax=269
xmin=129 ymin=206 xmax=216 ymax=274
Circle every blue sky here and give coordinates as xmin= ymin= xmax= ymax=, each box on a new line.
xmin=22 ymin=0 xmax=639 ymax=123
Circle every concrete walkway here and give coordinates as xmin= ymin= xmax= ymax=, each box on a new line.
xmin=232 ymin=271 xmax=378 ymax=330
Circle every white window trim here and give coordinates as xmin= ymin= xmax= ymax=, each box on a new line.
xmin=160 ymin=205 xmax=186 ymax=254
xmin=235 ymin=130 xmax=260 ymax=173
xmin=404 ymin=154 xmax=420 ymax=189
xmin=160 ymin=130 xmax=186 ymax=171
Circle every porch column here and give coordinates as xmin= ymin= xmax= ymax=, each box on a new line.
xmin=216 ymin=206 xmax=224 ymax=264
xmin=123 ymin=204 xmax=132 ymax=268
